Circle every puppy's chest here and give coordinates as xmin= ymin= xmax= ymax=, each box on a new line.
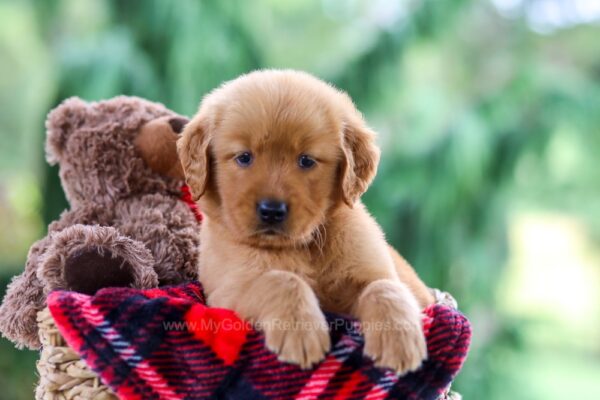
xmin=296 ymin=256 xmax=358 ymax=314
xmin=273 ymin=252 xmax=322 ymax=287
xmin=273 ymin=252 xmax=333 ymax=290
xmin=250 ymin=247 xmax=358 ymax=313
xmin=314 ymin=269 xmax=361 ymax=314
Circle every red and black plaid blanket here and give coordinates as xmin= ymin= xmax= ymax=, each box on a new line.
xmin=47 ymin=282 xmax=470 ymax=399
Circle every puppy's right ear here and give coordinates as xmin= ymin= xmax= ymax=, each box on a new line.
xmin=177 ymin=114 xmax=211 ymax=201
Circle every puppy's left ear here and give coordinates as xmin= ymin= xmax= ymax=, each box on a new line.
xmin=177 ymin=114 xmax=211 ymax=201
xmin=339 ymin=113 xmax=380 ymax=207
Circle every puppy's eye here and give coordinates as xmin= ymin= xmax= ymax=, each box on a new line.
xmin=235 ymin=152 xmax=253 ymax=167
xmin=298 ymin=154 xmax=316 ymax=170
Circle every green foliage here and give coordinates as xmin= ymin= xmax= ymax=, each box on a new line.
xmin=0 ymin=274 xmax=38 ymax=400
xmin=1 ymin=0 xmax=599 ymax=399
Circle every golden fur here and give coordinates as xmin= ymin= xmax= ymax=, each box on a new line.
xmin=178 ymin=70 xmax=434 ymax=374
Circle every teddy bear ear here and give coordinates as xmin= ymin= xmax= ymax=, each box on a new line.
xmin=45 ymin=97 xmax=90 ymax=165
xmin=167 ymin=117 xmax=189 ymax=134
xmin=135 ymin=116 xmax=190 ymax=180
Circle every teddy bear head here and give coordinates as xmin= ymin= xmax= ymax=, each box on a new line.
xmin=45 ymin=96 xmax=189 ymax=206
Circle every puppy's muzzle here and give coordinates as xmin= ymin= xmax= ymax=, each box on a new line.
xmin=257 ymin=199 xmax=288 ymax=226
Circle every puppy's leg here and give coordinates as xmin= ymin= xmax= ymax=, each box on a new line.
xmin=389 ymin=246 xmax=435 ymax=308
xmin=354 ymin=279 xmax=427 ymax=375
xmin=215 ymin=270 xmax=330 ymax=369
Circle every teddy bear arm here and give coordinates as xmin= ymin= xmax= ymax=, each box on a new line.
xmin=37 ymin=224 xmax=160 ymax=295
xmin=0 ymin=236 xmax=52 ymax=349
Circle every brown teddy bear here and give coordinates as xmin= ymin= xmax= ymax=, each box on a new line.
xmin=0 ymin=96 xmax=201 ymax=349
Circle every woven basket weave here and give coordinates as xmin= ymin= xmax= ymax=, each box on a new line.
xmin=35 ymin=308 xmax=117 ymax=400
xmin=34 ymin=289 xmax=462 ymax=399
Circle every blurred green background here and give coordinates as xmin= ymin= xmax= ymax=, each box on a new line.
xmin=1 ymin=0 xmax=599 ymax=398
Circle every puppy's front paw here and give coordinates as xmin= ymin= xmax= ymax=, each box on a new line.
xmin=363 ymin=312 xmax=427 ymax=375
xmin=263 ymin=309 xmax=331 ymax=369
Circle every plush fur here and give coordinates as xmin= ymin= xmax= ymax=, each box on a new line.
xmin=178 ymin=70 xmax=434 ymax=374
xmin=0 ymin=96 xmax=201 ymax=349
xmin=38 ymin=224 xmax=158 ymax=293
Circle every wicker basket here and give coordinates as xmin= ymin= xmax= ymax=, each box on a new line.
xmin=34 ymin=289 xmax=462 ymax=399
xmin=35 ymin=308 xmax=117 ymax=400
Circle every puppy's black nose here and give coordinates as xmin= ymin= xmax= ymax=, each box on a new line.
xmin=257 ymin=199 xmax=288 ymax=225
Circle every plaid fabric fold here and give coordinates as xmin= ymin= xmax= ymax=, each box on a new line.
xmin=47 ymin=282 xmax=470 ymax=400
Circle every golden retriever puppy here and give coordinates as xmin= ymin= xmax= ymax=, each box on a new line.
xmin=177 ymin=69 xmax=434 ymax=374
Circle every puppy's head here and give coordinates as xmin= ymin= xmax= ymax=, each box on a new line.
xmin=178 ymin=70 xmax=379 ymax=247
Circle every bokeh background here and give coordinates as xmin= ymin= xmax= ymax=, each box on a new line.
xmin=1 ymin=0 xmax=599 ymax=398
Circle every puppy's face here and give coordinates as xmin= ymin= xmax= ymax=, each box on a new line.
xmin=178 ymin=70 xmax=380 ymax=248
